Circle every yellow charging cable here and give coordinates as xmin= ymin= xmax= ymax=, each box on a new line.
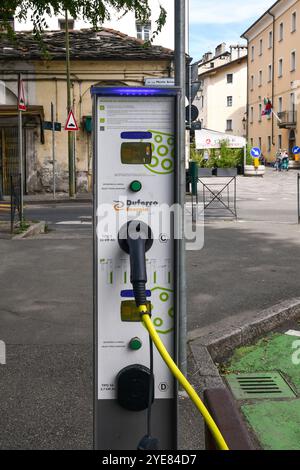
xmin=139 ymin=305 xmax=229 ymax=451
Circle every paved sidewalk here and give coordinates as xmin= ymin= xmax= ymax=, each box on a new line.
xmin=1 ymin=193 xmax=92 ymax=205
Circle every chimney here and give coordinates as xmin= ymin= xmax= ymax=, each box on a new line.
xmin=215 ymin=42 xmax=226 ymax=56
xmin=203 ymin=52 xmax=213 ymax=62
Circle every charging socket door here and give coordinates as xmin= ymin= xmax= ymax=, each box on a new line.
xmin=92 ymin=87 xmax=181 ymax=450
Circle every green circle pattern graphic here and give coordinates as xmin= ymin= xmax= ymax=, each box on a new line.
xmin=144 ymin=131 xmax=175 ymax=175
xmin=157 ymin=145 xmax=168 ymax=157
xmin=150 ymin=156 xmax=159 ymax=168
xmin=154 ymin=318 xmax=163 ymax=328
xmin=160 ymin=292 xmax=169 ymax=302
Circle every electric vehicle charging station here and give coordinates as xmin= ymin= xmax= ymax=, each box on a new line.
xmin=92 ymin=87 xmax=182 ymax=450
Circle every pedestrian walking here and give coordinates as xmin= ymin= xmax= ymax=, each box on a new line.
xmin=275 ymin=149 xmax=283 ymax=171
xmin=281 ymin=150 xmax=289 ymax=171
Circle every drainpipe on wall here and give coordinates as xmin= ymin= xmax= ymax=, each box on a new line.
xmin=269 ymin=11 xmax=276 ymax=147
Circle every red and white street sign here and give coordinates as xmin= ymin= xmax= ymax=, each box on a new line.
xmin=65 ymin=110 xmax=79 ymax=131
xmin=18 ymin=79 xmax=27 ymax=111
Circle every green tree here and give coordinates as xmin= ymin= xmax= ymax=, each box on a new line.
xmin=0 ymin=1 xmax=167 ymax=40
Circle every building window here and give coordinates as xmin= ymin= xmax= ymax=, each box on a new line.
xmin=259 ymin=70 xmax=263 ymax=86
xmin=251 ymin=45 xmax=255 ymax=61
xmin=268 ymin=31 xmax=273 ymax=48
xmin=278 ymin=135 xmax=282 ymax=149
xmin=226 ymin=119 xmax=233 ymax=131
xmin=292 ymin=12 xmax=297 ymax=32
xmin=278 ymin=58 xmax=283 ymax=77
xmin=201 ymin=96 xmax=204 ymax=108
xmin=250 ymin=106 xmax=254 ymax=124
xmin=268 ymin=64 xmax=272 ymax=82
xmin=290 ymin=93 xmax=296 ymax=111
xmin=259 ymin=103 xmax=262 ymax=121
xmin=227 ymin=96 xmax=233 ymax=107
xmin=259 ymin=39 xmax=263 ymax=55
xmin=279 ymin=22 xmax=284 ymax=41
xmin=250 ymin=75 xmax=254 ymax=90
xmin=227 ymin=73 xmax=233 ymax=84
xmin=58 ymin=18 xmax=74 ymax=30
xmin=250 ymin=138 xmax=254 ymax=147
xmin=136 ymin=21 xmax=151 ymax=41
xmin=278 ymin=96 xmax=283 ymax=113
xmin=259 ymin=137 xmax=262 ymax=149
xmin=268 ymin=136 xmax=272 ymax=152
xmin=291 ymin=51 xmax=296 ymax=71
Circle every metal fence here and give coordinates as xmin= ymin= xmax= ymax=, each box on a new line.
xmin=187 ymin=163 xmax=238 ymax=221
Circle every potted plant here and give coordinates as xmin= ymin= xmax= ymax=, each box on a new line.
xmin=190 ymin=145 xmax=213 ymax=177
xmin=213 ymin=141 xmax=239 ymax=176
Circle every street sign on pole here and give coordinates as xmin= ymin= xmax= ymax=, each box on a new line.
xmin=251 ymin=147 xmax=261 ymax=158
xmin=65 ymin=109 xmax=79 ymax=131
xmin=292 ymin=146 xmax=300 ymax=155
xmin=65 ymin=9 xmax=76 ymax=197
xmin=144 ymin=78 xmax=175 ymax=86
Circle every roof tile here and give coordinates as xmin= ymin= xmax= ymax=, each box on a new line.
xmin=0 ymin=28 xmax=174 ymax=61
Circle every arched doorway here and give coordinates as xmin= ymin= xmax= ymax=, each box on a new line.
xmin=289 ymin=129 xmax=296 ymax=157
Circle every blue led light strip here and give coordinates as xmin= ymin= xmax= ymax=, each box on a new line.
xmin=121 ymin=132 xmax=152 ymax=140
xmin=91 ymin=87 xmax=178 ymax=97
xmin=121 ymin=290 xmax=152 ymax=299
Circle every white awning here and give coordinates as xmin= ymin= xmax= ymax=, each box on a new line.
xmin=195 ymin=129 xmax=246 ymax=150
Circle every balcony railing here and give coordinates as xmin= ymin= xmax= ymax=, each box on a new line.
xmin=277 ymin=111 xmax=297 ymax=128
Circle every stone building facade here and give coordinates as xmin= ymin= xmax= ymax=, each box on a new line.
xmin=0 ymin=29 xmax=173 ymax=194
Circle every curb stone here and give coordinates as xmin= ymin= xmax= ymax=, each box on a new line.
xmin=13 ymin=221 xmax=46 ymax=240
xmin=188 ymin=298 xmax=300 ymax=390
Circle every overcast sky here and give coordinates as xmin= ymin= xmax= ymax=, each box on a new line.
xmin=189 ymin=0 xmax=276 ymax=60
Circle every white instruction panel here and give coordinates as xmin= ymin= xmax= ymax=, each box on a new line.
xmin=96 ymin=95 xmax=176 ymax=400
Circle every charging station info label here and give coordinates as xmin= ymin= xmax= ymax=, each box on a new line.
xmin=96 ymin=96 xmax=176 ymax=401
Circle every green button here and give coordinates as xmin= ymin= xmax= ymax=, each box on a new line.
xmin=130 ymin=181 xmax=142 ymax=192
xmin=129 ymin=337 xmax=142 ymax=351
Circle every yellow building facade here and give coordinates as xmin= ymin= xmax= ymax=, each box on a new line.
xmin=0 ymin=29 xmax=173 ymax=194
xmin=242 ymin=0 xmax=300 ymax=162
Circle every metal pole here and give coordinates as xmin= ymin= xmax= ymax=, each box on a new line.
xmin=10 ymin=175 xmax=13 ymax=234
xmin=189 ymin=64 xmax=192 ymax=129
xmin=65 ymin=10 xmax=75 ymax=197
xmin=0 ymin=134 xmax=3 ymax=200
xmin=187 ymin=0 xmax=192 ymax=129
xmin=18 ymin=74 xmax=24 ymax=222
xmin=51 ymin=102 xmax=56 ymax=199
xmin=297 ymin=173 xmax=300 ymax=224
xmin=175 ymin=0 xmax=187 ymax=375
xmin=244 ymin=145 xmax=247 ymax=173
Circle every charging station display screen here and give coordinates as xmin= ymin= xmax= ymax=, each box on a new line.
xmin=121 ymin=142 xmax=152 ymax=165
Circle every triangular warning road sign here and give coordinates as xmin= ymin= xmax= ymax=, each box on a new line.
xmin=18 ymin=79 xmax=27 ymax=111
xmin=65 ymin=110 xmax=79 ymax=131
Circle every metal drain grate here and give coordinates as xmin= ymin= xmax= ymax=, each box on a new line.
xmin=225 ymin=372 xmax=296 ymax=400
